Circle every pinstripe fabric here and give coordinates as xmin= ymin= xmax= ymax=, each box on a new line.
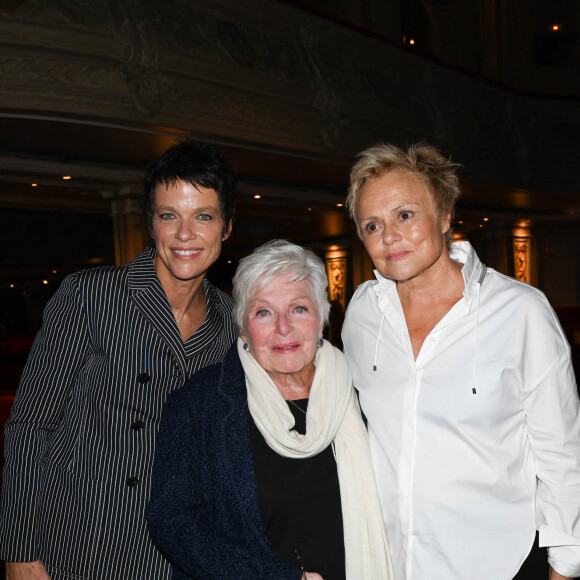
xmin=0 ymin=247 xmax=236 ymax=579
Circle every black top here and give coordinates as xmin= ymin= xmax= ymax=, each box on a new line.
xmin=250 ymin=398 xmax=346 ymax=580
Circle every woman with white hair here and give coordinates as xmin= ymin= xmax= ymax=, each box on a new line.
xmin=147 ymin=240 xmax=392 ymax=580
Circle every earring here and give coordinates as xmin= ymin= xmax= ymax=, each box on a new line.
xmin=243 ymin=343 xmax=249 ymax=352
xmin=317 ymin=337 xmax=323 ymax=348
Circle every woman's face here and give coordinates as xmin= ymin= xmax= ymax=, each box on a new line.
xmin=355 ymin=170 xmax=450 ymax=283
xmin=151 ymin=180 xmax=231 ymax=286
xmin=242 ymin=274 xmax=323 ymax=388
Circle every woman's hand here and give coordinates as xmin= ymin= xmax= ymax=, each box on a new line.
xmin=5 ymin=560 xmax=51 ymax=580
xmin=301 ymin=573 xmax=325 ymax=580
xmin=549 ymin=567 xmax=573 ymax=580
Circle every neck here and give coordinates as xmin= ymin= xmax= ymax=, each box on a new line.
xmin=270 ymin=366 xmax=315 ymax=400
xmin=154 ymin=258 xmax=206 ymax=312
xmin=168 ymin=287 xmax=204 ymax=310
xmin=397 ymin=253 xmax=463 ymax=305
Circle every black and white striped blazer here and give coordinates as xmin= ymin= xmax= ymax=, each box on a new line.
xmin=0 ymin=246 xmax=237 ymax=579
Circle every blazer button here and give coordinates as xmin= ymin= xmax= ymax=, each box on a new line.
xmin=137 ymin=372 xmax=150 ymax=384
xmin=127 ymin=476 xmax=140 ymax=487
xmin=132 ymin=420 xmax=144 ymax=431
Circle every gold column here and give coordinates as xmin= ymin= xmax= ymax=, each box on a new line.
xmin=325 ymin=248 xmax=347 ymax=311
xmin=512 ymin=219 xmax=534 ymax=285
xmin=324 ymin=247 xmax=348 ymax=348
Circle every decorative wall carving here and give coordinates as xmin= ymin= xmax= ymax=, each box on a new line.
xmin=1 ymin=0 xmax=113 ymax=30
xmin=325 ymin=255 xmax=346 ymax=349
xmin=0 ymin=0 xmax=579 ymax=193
xmin=513 ymin=238 xmax=531 ymax=284
xmin=0 ymin=57 xmax=121 ymax=88
xmin=217 ymin=21 xmax=257 ymax=68
xmin=298 ymin=22 xmax=342 ymax=150
xmin=119 ymin=16 xmax=163 ymax=117
xmin=326 ymin=257 xmax=346 ymax=309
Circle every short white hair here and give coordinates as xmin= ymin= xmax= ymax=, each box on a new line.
xmin=232 ymin=239 xmax=330 ymax=332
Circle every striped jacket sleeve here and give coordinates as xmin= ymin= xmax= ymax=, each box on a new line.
xmin=0 ymin=273 xmax=90 ymax=560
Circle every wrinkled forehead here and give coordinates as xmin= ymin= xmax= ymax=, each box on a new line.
xmin=356 ymin=170 xmax=436 ymax=212
xmin=248 ymin=271 xmax=314 ymax=301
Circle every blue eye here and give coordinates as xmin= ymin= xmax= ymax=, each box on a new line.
xmin=199 ymin=213 xmax=212 ymax=221
xmin=256 ymin=309 xmax=269 ymax=317
xmin=295 ymin=306 xmax=308 ymax=313
xmin=160 ymin=213 xmax=174 ymax=220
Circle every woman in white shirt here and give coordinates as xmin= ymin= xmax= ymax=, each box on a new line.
xmin=342 ymin=142 xmax=580 ymax=580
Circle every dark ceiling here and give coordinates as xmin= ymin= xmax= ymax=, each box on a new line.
xmin=0 ymin=111 xmax=578 ymax=294
xmin=0 ymin=113 xmax=358 ymax=289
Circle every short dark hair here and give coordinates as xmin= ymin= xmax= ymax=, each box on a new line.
xmin=143 ymin=138 xmax=236 ymax=234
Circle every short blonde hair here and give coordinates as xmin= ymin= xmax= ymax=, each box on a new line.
xmin=347 ymin=142 xmax=461 ymax=242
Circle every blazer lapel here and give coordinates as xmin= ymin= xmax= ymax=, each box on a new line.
xmin=127 ymin=248 xmax=187 ymax=373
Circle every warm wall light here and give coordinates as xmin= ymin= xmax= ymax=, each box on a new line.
xmin=336 ymin=203 xmax=343 ymax=207
xmin=552 ymin=24 xmax=560 ymax=31
xmin=483 ymin=217 xmax=489 ymax=222
xmin=253 ymin=194 xmax=261 ymax=199
xmin=31 ymin=183 xmax=38 ymax=187
xmin=62 ymin=175 xmax=72 ymax=180
xmin=409 ymin=39 xmax=415 ymax=45
xmin=42 ymin=280 xmax=48 ymax=285
xmin=10 ymin=284 xmax=14 ymax=288
xmin=513 ymin=219 xmax=532 ymax=239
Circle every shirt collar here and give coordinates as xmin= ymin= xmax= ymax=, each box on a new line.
xmin=372 ymin=241 xmax=484 ymax=305
xmin=450 ymin=241 xmax=486 ymax=304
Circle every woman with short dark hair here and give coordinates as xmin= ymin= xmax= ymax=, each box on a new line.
xmin=0 ymin=139 xmax=237 ymax=579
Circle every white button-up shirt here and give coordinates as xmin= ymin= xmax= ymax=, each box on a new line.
xmin=343 ymin=242 xmax=580 ymax=579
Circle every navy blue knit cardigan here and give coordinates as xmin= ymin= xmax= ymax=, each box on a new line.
xmin=147 ymin=343 xmax=303 ymax=580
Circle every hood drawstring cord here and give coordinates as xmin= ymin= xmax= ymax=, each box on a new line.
xmin=472 ymin=265 xmax=488 ymax=394
xmin=371 ymin=265 xmax=487 ymax=387
xmin=373 ymin=315 xmax=385 ymax=371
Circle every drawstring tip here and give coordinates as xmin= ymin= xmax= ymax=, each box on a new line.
xmin=472 ymin=387 xmax=477 ymax=394
xmin=373 ymin=365 xmax=377 ymax=371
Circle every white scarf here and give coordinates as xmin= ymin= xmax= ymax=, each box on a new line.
xmin=238 ymin=337 xmax=393 ymax=580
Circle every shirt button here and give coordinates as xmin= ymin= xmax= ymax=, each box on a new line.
xmin=132 ymin=420 xmax=144 ymax=431
xmin=127 ymin=477 xmax=140 ymax=487
xmin=137 ymin=372 xmax=150 ymax=384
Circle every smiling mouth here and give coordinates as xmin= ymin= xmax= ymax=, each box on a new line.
xmin=274 ymin=343 xmax=299 ymax=351
xmin=173 ymin=249 xmax=201 ymax=257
